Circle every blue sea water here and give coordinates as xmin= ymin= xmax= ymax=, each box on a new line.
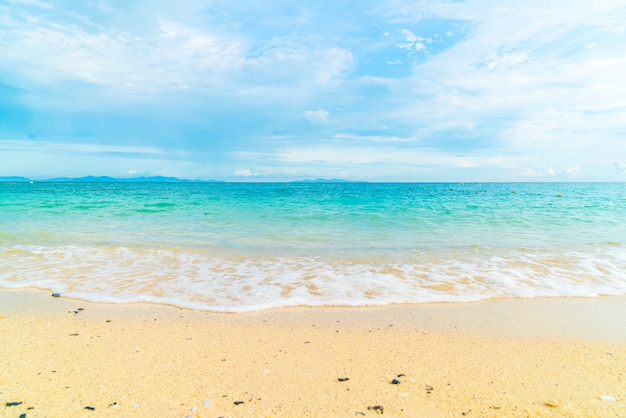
xmin=1 ymin=181 xmax=625 ymax=312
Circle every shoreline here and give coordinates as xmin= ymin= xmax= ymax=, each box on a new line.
xmin=1 ymin=289 xmax=625 ymax=416
xmin=3 ymin=287 xmax=626 ymax=341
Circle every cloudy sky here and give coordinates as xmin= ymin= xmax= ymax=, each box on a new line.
xmin=1 ymin=0 xmax=626 ymax=181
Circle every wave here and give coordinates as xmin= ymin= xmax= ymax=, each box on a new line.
xmin=1 ymin=243 xmax=625 ymax=312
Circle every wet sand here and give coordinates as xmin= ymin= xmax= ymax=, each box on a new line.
xmin=1 ymin=289 xmax=625 ymax=417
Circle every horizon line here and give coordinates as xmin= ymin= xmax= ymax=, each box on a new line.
xmin=1 ymin=175 xmax=624 ymax=184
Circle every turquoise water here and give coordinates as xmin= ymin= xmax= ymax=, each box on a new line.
xmin=1 ymin=182 xmax=625 ymax=311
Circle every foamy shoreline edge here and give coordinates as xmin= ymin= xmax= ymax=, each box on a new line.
xmin=3 ymin=286 xmax=626 ymax=340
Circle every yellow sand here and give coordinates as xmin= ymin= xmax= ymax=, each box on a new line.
xmin=1 ymin=289 xmax=624 ymax=417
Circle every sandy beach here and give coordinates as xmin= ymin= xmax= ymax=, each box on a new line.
xmin=1 ymin=289 xmax=624 ymax=417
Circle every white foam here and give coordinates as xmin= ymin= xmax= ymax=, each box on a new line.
xmin=1 ymin=243 xmax=625 ymax=312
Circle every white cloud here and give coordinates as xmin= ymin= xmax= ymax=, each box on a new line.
xmin=277 ymin=144 xmax=504 ymax=168
xmin=5 ymin=24 xmax=354 ymax=107
xmin=243 ymin=43 xmax=354 ymax=90
xmin=0 ymin=6 xmax=244 ymax=96
xmin=2 ymin=1 xmax=626 ymax=181
xmin=0 ymin=139 xmax=170 ymax=156
xmin=397 ymin=29 xmax=428 ymax=52
xmin=234 ymin=169 xmax=257 ymax=177
xmin=517 ymin=166 xmax=556 ymax=178
xmin=485 ymin=51 xmax=529 ymax=70
xmin=305 ymin=110 xmax=329 ymax=124
xmin=11 ymin=0 xmax=54 ymax=8
xmin=370 ymin=0 xmax=626 ymax=176
xmin=566 ymin=165 xmax=581 ymax=176
xmin=332 ymin=133 xmax=415 ymax=143
xmin=615 ymin=162 xmax=626 ymax=174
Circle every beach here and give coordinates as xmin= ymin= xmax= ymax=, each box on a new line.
xmin=3 ymin=0 xmax=626 ymax=413
xmin=1 ymin=289 xmax=624 ymax=417
xmin=2 ymin=183 xmax=626 ymax=416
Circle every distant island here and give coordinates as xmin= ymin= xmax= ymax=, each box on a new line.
xmin=0 ymin=176 xmax=224 ymax=183
xmin=294 ymin=178 xmax=356 ymax=183
xmin=0 ymin=176 xmax=32 ymax=182
xmin=0 ymin=176 xmax=366 ymax=183
xmin=44 ymin=176 xmax=218 ymax=183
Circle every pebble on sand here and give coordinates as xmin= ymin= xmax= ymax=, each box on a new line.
xmin=600 ymin=395 xmax=616 ymax=402
xmin=367 ymin=405 xmax=384 ymax=414
xmin=544 ymin=400 xmax=559 ymax=407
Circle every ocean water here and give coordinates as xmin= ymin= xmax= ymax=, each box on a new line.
xmin=1 ymin=181 xmax=625 ymax=312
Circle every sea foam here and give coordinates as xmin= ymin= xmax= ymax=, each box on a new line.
xmin=2 ymin=243 xmax=625 ymax=312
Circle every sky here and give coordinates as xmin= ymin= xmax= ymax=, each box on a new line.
xmin=1 ymin=0 xmax=626 ymax=182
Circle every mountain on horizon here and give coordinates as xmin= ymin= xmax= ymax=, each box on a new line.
xmin=294 ymin=178 xmax=367 ymax=183
xmin=1 ymin=175 xmax=368 ymax=183
xmin=0 ymin=176 xmax=32 ymax=182
xmin=41 ymin=176 xmax=223 ymax=183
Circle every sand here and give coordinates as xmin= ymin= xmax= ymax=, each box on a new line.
xmin=1 ymin=289 xmax=624 ymax=417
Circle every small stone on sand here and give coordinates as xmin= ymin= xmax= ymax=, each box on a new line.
xmin=367 ymin=405 xmax=384 ymax=414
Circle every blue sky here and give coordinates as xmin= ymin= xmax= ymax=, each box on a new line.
xmin=1 ymin=0 xmax=626 ymax=181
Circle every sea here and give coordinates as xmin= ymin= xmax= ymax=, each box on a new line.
xmin=1 ymin=181 xmax=625 ymax=312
